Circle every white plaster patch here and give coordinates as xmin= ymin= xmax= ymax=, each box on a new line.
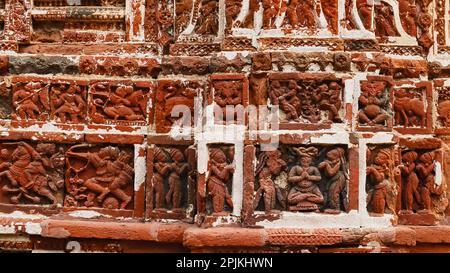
xmin=134 ymin=142 xmax=147 ymax=191
xmin=68 ymin=210 xmax=106 ymax=219
xmin=25 ymin=222 xmax=42 ymax=235
xmin=258 ymin=210 xmax=394 ymax=228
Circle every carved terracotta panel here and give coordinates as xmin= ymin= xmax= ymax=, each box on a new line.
xmin=88 ymin=80 xmax=152 ymax=126
xmin=366 ymin=145 xmax=397 ymax=216
xmin=0 ymin=141 xmax=65 ymax=207
xmin=267 ymin=73 xmax=344 ymax=130
xmin=50 ymin=80 xmax=88 ymax=124
xmin=393 ymin=82 xmax=432 ymax=134
xmin=209 ymin=74 xmax=249 ymax=125
xmin=252 ymin=144 xmax=350 ymax=214
xmin=205 ymin=145 xmax=235 ymax=216
xmin=147 ymin=144 xmax=196 ymax=220
xmin=357 ymin=76 xmax=393 ymax=132
xmin=155 ymin=79 xmax=204 ymax=133
xmin=12 ymin=78 xmax=50 ymax=123
xmin=64 ymin=144 xmax=134 ymax=210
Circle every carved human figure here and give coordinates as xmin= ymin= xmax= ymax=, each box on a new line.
xmin=166 ymin=148 xmax=190 ymax=210
xmin=358 ymin=81 xmax=389 ymax=127
xmin=262 ymin=0 xmax=278 ymax=29
xmin=399 ymin=0 xmax=417 ymax=37
xmin=394 ymin=88 xmax=425 ymax=128
xmin=91 ymin=83 xmax=146 ymax=122
xmin=399 ymin=151 xmax=420 ymax=213
xmin=270 ymin=80 xmax=299 ymax=121
xmin=345 ymin=0 xmax=356 ymax=30
xmin=51 ymin=83 xmax=86 ymax=123
xmin=157 ymin=0 xmax=174 ymax=46
xmin=214 ymin=80 xmax=243 ymax=123
xmin=298 ymin=0 xmax=316 ymax=30
xmin=416 ymin=152 xmax=442 ymax=211
xmin=319 ymin=147 xmax=347 ymax=212
xmin=225 ymin=0 xmax=242 ymax=33
xmin=13 ymin=82 xmax=49 ymax=120
xmin=152 ymin=147 xmax=171 ymax=210
xmin=285 ymin=0 xmax=301 ymax=28
xmin=157 ymin=81 xmax=198 ymax=131
xmin=287 ymin=147 xmax=323 ymax=212
xmin=66 ymin=146 xmax=133 ymax=209
xmin=195 ymin=0 xmax=219 ymax=35
xmin=357 ymin=0 xmax=373 ymax=30
xmin=254 ymin=150 xmax=287 ymax=212
xmin=375 ymin=2 xmax=399 ymax=37
xmin=0 ymin=142 xmax=59 ymax=206
xmin=366 ymin=149 xmax=392 ymax=214
xmin=207 ymin=148 xmax=234 ymax=214
xmin=321 ymin=0 xmax=338 ymax=34
xmin=313 ymin=82 xmax=342 ymax=122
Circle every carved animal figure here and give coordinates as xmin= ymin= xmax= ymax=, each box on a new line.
xmin=394 ymin=89 xmax=425 ymax=128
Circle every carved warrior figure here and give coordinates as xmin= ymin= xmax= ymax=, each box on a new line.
xmin=207 ymin=148 xmax=234 ymax=214
xmin=394 ymin=88 xmax=425 ymax=128
xmin=399 ymin=151 xmax=442 ymax=213
xmin=51 ymin=83 xmax=86 ymax=123
xmin=13 ymin=82 xmax=50 ymax=120
xmin=65 ymin=145 xmax=133 ymax=209
xmin=195 ymin=0 xmax=219 ymax=35
xmin=90 ymin=82 xmax=147 ymax=123
xmin=254 ymin=150 xmax=287 ymax=212
xmin=287 ymin=147 xmax=323 ymax=211
xmin=152 ymin=147 xmax=190 ymax=210
xmin=358 ymin=81 xmax=389 ymax=127
xmin=0 ymin=142 xmax=63 ymax=207
xmin=318 ymin=147 xmax=348 ymax=213
xmin=366 ymin=148 xmax=395 ymax=214
xmin=282 ymin=0 xmax=316 ymax=30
